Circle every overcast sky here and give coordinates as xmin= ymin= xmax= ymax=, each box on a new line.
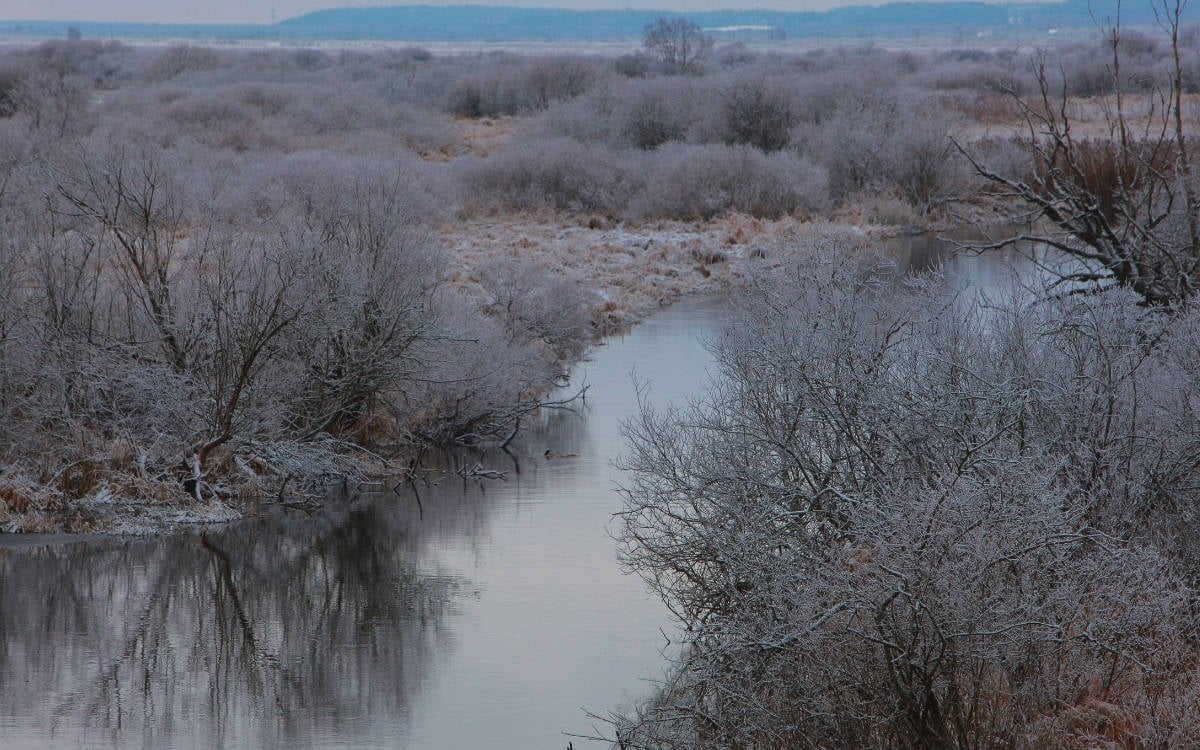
xmin=2 ymin=0 xmax=869 ymax=25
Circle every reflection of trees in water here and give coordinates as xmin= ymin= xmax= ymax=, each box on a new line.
xmin=0 ymin=501 xmax=464 ymax=748
xmin=396 ymin=402 xmax=591 ymax=548
xmin=0 ymin=394 xmax=596 ymax=747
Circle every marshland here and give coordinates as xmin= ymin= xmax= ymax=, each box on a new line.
xmin=4 ymin=11 xmax=1200 ymax=746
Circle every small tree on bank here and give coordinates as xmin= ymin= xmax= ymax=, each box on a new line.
xmin=643 ymin=18 xmax=714 ymax=75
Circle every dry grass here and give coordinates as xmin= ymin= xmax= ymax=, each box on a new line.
xmin=453 ymin=115 xmax=520 ymax=157
xmin=1033 ymin=137 xmax=1178 ymax=222
xmin=440 ymin=212 xmax=880 ymax=332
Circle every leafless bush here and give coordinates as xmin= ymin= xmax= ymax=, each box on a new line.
xmin=0 ymin=65 xmax=22 ymax=118
xmin=404 ymin=310 xmax=559 ymax=446
xmin=389 ymin=256 xmax=597 ymax=446
xmin=807 ymin=91 xmax=962 ymax=211
xmin=714 ymin=42 xmax=759 ymax=69
xmin=618 ymin=81 xmax=696 ymax=149
xmin=463 ymin=136 xmax=828 ymax=220
xmin=478 ymin=258 xmax=597 ymax=362
xmin=142 ymin=44 xmax=223 ymax=82
xmin=532 ymin=86 xmax=621 ymax=144
xmin=445 ymin=66 xmax=527 ymax=118
xmin=457 ymin=138 xmax=632 ymax=213
xmin=6 ymin=68 xmax=92 ymax=139
xmin=270 ymin=154 xmax=445 ymax=442
xmin=614 ymin=52 xmax=654 ymax=78
xmin=615 ymin=255 xmax=1200 ymax=748
xmin=445 ymin=55 xmax=603 ymax=117
xmin=0 ymin=209 xmax=32 ymax=459
xmin=627 ymin=143 xmax=827 ymax=219
xmin=16 ymin=38 xmax=134 ymax=88
xmin=526 ymin=55 xmax=602 ymax=109
xmin=914 ymin=56 xmax=1028 ymax=94
xmin=719 ymin=76 xmax=793 ymax=151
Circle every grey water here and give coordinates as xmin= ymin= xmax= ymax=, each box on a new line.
xmin=0 ymin=239 xmax=1023 ymax=750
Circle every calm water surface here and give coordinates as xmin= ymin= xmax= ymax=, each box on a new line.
xmin=0 ymin=240 xmax=1024 ymax=750
xmin=0 ymin=297 xmax=725 ymax=750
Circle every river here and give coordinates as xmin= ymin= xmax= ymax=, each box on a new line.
xmin=0 ymin=295 xmax=725 ymax=750
xmin=0 ymin=239 xmax=1024 ymax=749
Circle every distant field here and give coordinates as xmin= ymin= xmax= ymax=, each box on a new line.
xmin=0 ymin=0 xmax=1127 ymax=50
xmin=0 ymin=32 xmax=1091 ymax=56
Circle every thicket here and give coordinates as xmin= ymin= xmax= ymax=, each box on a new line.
xmin=490 ymin=33 xmax=1195 ymax=219
xmin=965 ymin=5 xmax=1200 ymax=306
xmin=0 ymin=41 xmax=595 ymax=529
xmin=613 ymin=251 xmax=1200 ymax=748
xmin=3 ymin=32 xmax=1195 ymax=228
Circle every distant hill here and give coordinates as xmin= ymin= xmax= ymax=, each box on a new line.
xmin=0 ymin=21 xmax=267 ymax=41
xmin=274 ymin=1 xmax=1162 ymax=40
xmin=276 ymin=5 xmax=1009 ymax=40
xmin=0 ymin=1 xmax=1166 ymax=43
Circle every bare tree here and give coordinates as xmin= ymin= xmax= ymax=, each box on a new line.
xmin=189 ymin=230 xmax=303 ymax=486
xmin=50 ymin=140 xmax=198 ymax=371
xmin=961 ymin=0 xmax=1200 ymax=305
xmin=642 ymin=18 xmax=714 ymax=75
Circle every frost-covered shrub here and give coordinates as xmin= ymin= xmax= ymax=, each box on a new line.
xmin=142 ymin=44 xmax=223 ymax=82
xmin=616 ymin=257 xmax=1200 ymax=749
xmin=533 ymin=87 xmax=621 ymax=144
xmin=525 ymin=55 xmax=605 ymax=108
xmin=718 ymin=76 xmax=794 ymax=151
xmin=262 ymin=155 xmax=446 ymax=441
xmin=457 ymin=139 xmax=633 ymax=213
xmin=446 ymin=65 xmax=528 ymax=118
xmin=5 ymin=68 xmax=92 ymax=139
xmin=445 ymin=55 xmax=603 ymax=117
xmin=616 ymin=79 xmax=699 ymax=149
xmin=714 ymin=41 xmax=759 ymax=68
xmin=614 ymin=52 xmax=654 ymax=78
xmin=404 ymin=312 xmax=544 ymax=444
xmin=462 ymin=139 xmax=827 ymax=220
xmin=802 ymin=91 xmax=962 ymax=210
xmin=478 ymin=258 xmax=597 ymax=362
xmin=628 ymin=143 xmax=827 ymax=219
xmin=0 ymin=65 xmax=23 ymax=118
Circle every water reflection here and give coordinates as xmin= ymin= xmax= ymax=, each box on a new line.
xmin=0 ymin=500 xmax=464 ymax=749
xmin=888 ymin=227 xmax=1082 ymax=308
xmin=887 ymin=230 xmax=1034 ymax=299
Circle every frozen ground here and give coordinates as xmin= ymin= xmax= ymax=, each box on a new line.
xmin=443 ymin=213 xmax=883 ymax=331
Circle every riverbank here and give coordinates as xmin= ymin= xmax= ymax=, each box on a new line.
xmin=0 ymin=214 xmax=919 ymax=535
